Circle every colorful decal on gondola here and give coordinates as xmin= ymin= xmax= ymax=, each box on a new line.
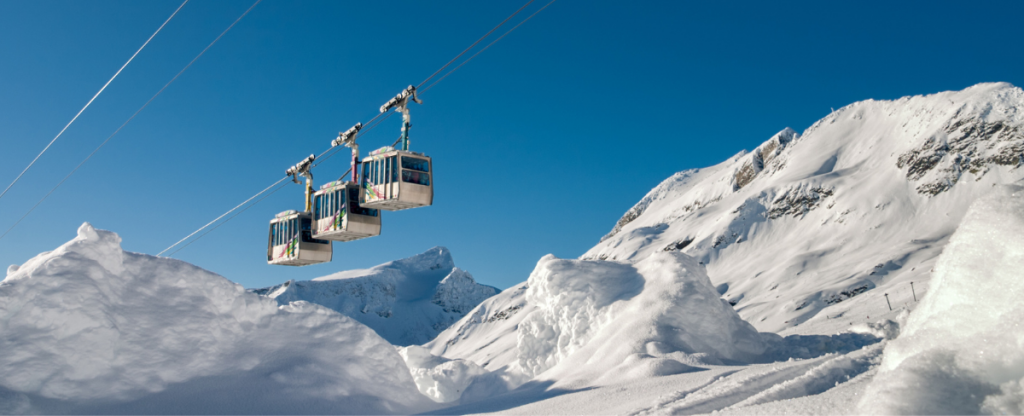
xmin=278 ymin=236 xmax=298 ymax=259
xmin=320 ymin=205 xmax=346 ymax=232
xmin=364 ymin=181 xmax=382 ymax=201
xmin=369 ymin=146 xmax=394 ymax=157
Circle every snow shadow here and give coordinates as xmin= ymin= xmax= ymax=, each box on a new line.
xmin=420 ymin=380 xmax=594 ymax=415
xmin=758 ymin=332 xmax=882 ymax=363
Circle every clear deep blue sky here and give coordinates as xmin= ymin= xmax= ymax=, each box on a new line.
xmin=1 ymin=0 xmax=1022 ymax=290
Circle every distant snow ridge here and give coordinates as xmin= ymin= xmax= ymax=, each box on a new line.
xmin=0 ymin=223 xmax=432 ymax=414
xmin=254 ymin=247 xmax=498 ymax=346
xmin=587 ymin=82 xmax=1024 ymax=333
xmin=860 ymin=185 xmax=1024 ymax=414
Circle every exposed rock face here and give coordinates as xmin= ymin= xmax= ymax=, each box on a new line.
xmin=734 ymin=128 xmax=798 ymax=190
xmin=767 ymin=186 xmax=834 ymax=219
xmin=898 ymin=116 xmax=1024 ymax=196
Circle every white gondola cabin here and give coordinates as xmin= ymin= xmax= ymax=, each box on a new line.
xmin=267 ymin=210 xmax=332 ymax=266
xmin=312 ymin=181 xmax=381 ymax=241
xmin=360 ymin=146 xmax=433 ymax=211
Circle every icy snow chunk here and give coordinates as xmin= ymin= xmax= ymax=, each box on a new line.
xmin=0 ymin=225 xmax=432 ymax=414
xmin=398 ymin=345 xmax=488 ymax=403
xmin=859 ymin=185 xmax=1024 ymax=414
xmin=514 ymin=252 xmax=765 ymax=383
xmin=848 ymin=316 xmax=902 ymax=341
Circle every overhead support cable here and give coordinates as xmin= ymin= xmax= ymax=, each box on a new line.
xmin=416 ymin=0 xmax=535 ymax=89
xmin=421 ymin=0 xmax=558 ymax=95
xmin=0 ymin=0 xmax=190 ymax=204
xmin=162 ymin=0 xmax=558 ymax=256
xmin=0 ymin=0 xmax=263 ymax=243
xmin=158 ymin=175 xmax=287 ymax=256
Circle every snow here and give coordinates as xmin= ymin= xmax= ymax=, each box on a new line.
xmin=5 ymin=82 xmax=1024 ymax=415
xmin=254 ymin=246 xmax=498 ymax=346
xmin=0 ymin=223 xmax=434 ymax=414
xmin=422 ymin=83 xmax=1024 ymax=414
xmin=398 ymin=345 xmax=489 ymax=403
xmin=514 ymin=252 xmax=765 ymax=382
xmin=586 ymin=82 xmax=1024 ymax=335
xmin=859 ymin=185 xmax=1024 ymax=414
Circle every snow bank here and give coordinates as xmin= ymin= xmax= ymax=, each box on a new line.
xmin=255 ymin=247 xmax=498 ymax=346
xmin=0 ymin=223 xmax=432 ymax=414
xmin=514 ymin=252 xmax=766 ymax=383
xmin=859 ymin=185 xmax=1024 ymax=414
xmin=398 ymin=345 xmax=488 ymax=403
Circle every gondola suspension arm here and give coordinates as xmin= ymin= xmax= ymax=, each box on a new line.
xmin=380 ymin=86 xmax=421 ymax=151
xmin=286 ymin=155 xmax=316 ymax=212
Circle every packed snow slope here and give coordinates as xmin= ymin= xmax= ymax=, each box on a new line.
xmin=253 ymin=247 xmax=498 ymax=346
xmin=585 ymin=82 xmax=1024 ymax=333
xmin=860 ymin=185 xmax=1024 ymax=415
xmin=0 ymin=224 xmax=435 ymax=415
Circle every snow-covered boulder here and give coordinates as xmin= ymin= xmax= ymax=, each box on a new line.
xmin=859 ymin=185 xmax=1024 ymax=414
xmin=513 ymin=252 xmax=766 ymax=383
xmin=254 ymin=247 xmax=498 ymax=346
xmin=0 ymin=223 xmax=433 ymax=414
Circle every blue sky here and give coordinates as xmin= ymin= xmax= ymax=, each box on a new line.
xmin=1 ymin=0 xmax=1022 ymax=290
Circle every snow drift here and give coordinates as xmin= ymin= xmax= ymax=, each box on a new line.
xmin=0 ymin=223 xmax=433 ymax=414
xmin=860 ymin=185 xmax=1024 ymax=415
xmin=430 ymin=251 xmax=766 ymax=388
xmin=514 ymin=252 xmax=766 ymax=383
xmin=398 ymin=345 xmax=488 ymax=403
xmin=254 ymin=247 xmax=498 ymax=346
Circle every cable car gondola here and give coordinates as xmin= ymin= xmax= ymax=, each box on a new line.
xmin=360 ymin=146 xmax=433 ymax=211
xmin=267 ymin=155 xmax=332 ymax=266
xmin=360 ymin=85 xmax=434 ymax=211
xmin=312 ymin=180 xmax=380 ymax=241
xmin=267 ymin=210 xmax=332 ymax=266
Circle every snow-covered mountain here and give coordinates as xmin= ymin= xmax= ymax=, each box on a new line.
xmin=0 ymin=223 xmax=435 ymax=414
xmin=424 ymin=83 xmax=1024 ymax=411
xmin=253 ymin=247 xmax=498 ymax=346
xmin=587 ymin=82 xmax=1024 ymax=332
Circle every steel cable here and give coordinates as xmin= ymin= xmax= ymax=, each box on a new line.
xmin=163 ymin=0 xmax=557 ymax=256
xmin=416 ymin=0 xmax=535 ymax=89
xmin=0 ymin=0 xmax=190 ymax=204
xmin=0 ymin=0 xmax=263 ymax=243
xmin=421 ymin=0 xmax=557 ymax=95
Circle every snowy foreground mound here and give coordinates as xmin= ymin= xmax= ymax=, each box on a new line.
xmin=0 ymin=224 xmax=433 ymax=414
xmin=861 ymin=185 xmax=1024 ymax=414
xmin=254 ymin=247 xmax=497 ymax=346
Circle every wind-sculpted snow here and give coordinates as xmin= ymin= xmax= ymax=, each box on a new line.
xmin=859 ymin=185 xmax=1024 ymax=414
xmin=398 ymin=345 xmax=488 ymax=403
xmin=255 ymin=247 xmax=498 ymax=346
xmin=586 ymin=82 xmax=1024 ymax=333
xmin=0 ymin=223 xmax=433 ymax=414
xmin=504 ymin=252 xmax=765 ymax=383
